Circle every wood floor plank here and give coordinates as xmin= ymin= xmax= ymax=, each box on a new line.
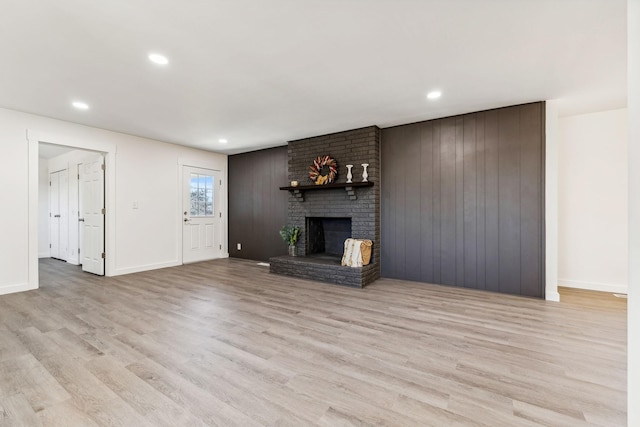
xmin=36 ymin=400 xmax=100 ymax=427
xmin=0 ymin=258 xmax=627 ymax=425
xmin=126 ymin=357 xmax=261 ymax=427
xmin=85 ymin=355 xmax=207 ymax=427
xmin=0 ymin=393 xmax=43 ymax=427
xmin=0 ymin=353 xmax=70 ymax=412
xmin=0 ymin=328 xmax=30 ymax=363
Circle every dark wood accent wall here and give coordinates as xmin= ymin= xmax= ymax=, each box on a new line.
xmin=228 ymin=146 xmax=289 ymax=261
xmin=381 ymin=102 xmax=545 ymax=298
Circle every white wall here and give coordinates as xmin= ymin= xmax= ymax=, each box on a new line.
xmin=627 ymin=0 xmax=639 ymax=424
xmin=0 ymin=106 xmax=227 ymax=296
xmin=37 ymin=161 xmax=50 ymax=258
xmin=558 ymin=109 xmax=628 ymax=293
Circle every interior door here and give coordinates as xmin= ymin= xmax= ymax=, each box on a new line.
xmin=49 ymin=169 xmax=68 ymax=261
xmin=80 ymin=155 xmax=105 ymax=275
xmin=182 ymin=166 xmax=222 ymax=264
xmin=49 ymin=171 xmax=60 ymax=259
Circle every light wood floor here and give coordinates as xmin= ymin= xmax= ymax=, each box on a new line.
xmin=0 ymin=258 xmax=627 ymax=426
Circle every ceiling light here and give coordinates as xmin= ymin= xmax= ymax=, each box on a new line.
xmin=72 ymin=101 xmax=89 ymax=110
xmin=148 ymin=53 xmax=169 ymax=65
xmin=427 ymin=91 xmax=442 ymax=100
xmin=218 ymin=139 xmax=228 ymax=144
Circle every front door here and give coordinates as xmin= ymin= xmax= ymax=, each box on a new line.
xmin=80 ymin=155 xmax=105 ymax=275
xmin=182 ymin=166 xmax=222 ymax=263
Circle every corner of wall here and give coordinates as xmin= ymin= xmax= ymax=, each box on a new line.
xmin=545 ymin=100 xmax=560 ymax=302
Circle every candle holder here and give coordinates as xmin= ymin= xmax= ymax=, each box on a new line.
xmin=346 ymin=165 xmax=353 ymax=183
xmin=361 ymin=163 xmax=369 ymax=182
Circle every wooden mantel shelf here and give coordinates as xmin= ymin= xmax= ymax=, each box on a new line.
xmin=280 ymin=181 xmax=374 ymax=201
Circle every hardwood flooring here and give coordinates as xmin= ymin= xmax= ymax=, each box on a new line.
xmin=0 ymin=258 xmax=627 ymax=426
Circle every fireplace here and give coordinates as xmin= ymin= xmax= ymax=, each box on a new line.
xmin=306 ymin=217 xmax=351 ymax=257
xmin=269 ymin=125 xmax=381 ymax=287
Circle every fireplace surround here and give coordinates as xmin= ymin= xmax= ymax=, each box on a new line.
xmin=269 ymin=126 xmax=381 ymax=287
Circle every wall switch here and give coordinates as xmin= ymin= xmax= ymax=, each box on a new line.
xmin=132 ymin=201 xmax=139 ymax=209
xmin=237 ymin=243 xmax=241 ymax=251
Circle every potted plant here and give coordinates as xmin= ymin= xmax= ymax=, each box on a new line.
xmin=280 ymin=225 xmax=300 ymax=256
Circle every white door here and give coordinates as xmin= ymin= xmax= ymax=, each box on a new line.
xmin=182 ymin=166 xmax=222 ymax=263
xmin=80 ymin=155 xmax=105 ymax=275
xmin=50 ymin=172 xmax=60 ymax=259
xmin=49 ymin=169 xmax=68 ymax=261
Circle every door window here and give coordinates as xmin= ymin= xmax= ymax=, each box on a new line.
xmin=190 ymin=173 xmax=214 ymax=217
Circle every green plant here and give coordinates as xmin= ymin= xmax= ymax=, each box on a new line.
xmin=279 ymin=225 xmax=300 ymax=246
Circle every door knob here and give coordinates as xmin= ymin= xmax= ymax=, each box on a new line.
xmin=54 ymin=214 xmax=61 ymax=218
xmin=184 ymin=218 xmax=190 ymax=223
xmin=78 ymin=218 xmax=85 ymax=222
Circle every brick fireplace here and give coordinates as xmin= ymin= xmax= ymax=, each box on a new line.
xmin=269 ymin=126 xmax=381 ymax=287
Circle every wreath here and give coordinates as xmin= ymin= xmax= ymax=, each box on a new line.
xmin=309 ymin=155 xmax=337 ymax=185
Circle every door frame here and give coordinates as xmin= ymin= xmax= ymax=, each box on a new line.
xmin=27 ymin=130 xmax=116 ymax=290
xmin=181 ymin=166 xmax=223 ymax=264
xmin=177 ymin=157 xmax=228 ymax=264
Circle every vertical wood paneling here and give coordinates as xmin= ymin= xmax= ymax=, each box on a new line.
xmin=476 ymin=112 xmax=487 ymax=290
xmin=440 ymin=118 xmax=457 ymax=285
xmin=228 ymin=147 xmax=288 ymax=262
xmin=455 ymin=117 xmax=465 ymax=286
xmin=432 ymin=122 xmax=442 ymax=284
xmin=393 ymin=128 xmax=406 ymax=279
xmin=498 ymin=107 xmax=522 ymax=295
xmin=484 ymin=109 xmax=500 ymax=293
xmin=519 ymin=103 xmax=543 ymax=297
xmin=381 ymin=128 xmax=400 ymax=278
xmin=380 ymin=102 xmax=545 ymax=298
xmin=404 ymin=124 xmax=422 ymax=281
xmin=420 ymin=122 xmax=435 ymax=283
xmin=463 ymin=114 xmax=478 ymax=288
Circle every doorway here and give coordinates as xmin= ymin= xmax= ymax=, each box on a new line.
xmin=27 ymin=132 xmax=115 ymax=291
xmin=182 ymin=166 xmax=223 ymax=263
xmin=39 ymin=144 xmax=106 ymax=275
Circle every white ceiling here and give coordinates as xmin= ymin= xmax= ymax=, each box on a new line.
xmin=0 ymin=0 xmax=627 ymax=155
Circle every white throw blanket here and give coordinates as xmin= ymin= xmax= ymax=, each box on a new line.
xmin=341 ymin=238 xmax=372 ymax=267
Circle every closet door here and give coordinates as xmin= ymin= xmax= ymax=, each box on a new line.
xmin=49 ymin=169 xmax=69 ymax=261
xmin=49 ymin=172 xmax=60 ymax=259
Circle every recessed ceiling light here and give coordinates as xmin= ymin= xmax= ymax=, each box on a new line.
xmin=148 ymin=53 xmax=169 ymax=65
xmin=72 ymin=101 xmax=89 ymax=110
xmin=427 ymin=91 xmax=442 ymax=100
xmin=218 ymin=139 xmax=228 ymax=144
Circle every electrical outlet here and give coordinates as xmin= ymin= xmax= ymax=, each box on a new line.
xmin=237 ymin=243 xmax=241 ymax=251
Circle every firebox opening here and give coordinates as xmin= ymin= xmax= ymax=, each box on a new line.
xmin=306 ymin=217 xmax=352 ymax=257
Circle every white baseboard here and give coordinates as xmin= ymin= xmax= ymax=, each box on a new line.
xmin=38 ymin=251 xmax=50 ymax=258
xmin=558 ymin=279 xmax=628 ymax=294
xmin=545 ymin=291 xmax=561 ymax=302
xmin=0 ymin=282 xmax=38 ymax=296
xmin=112 ymin=260 xmax=181 ymax=276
